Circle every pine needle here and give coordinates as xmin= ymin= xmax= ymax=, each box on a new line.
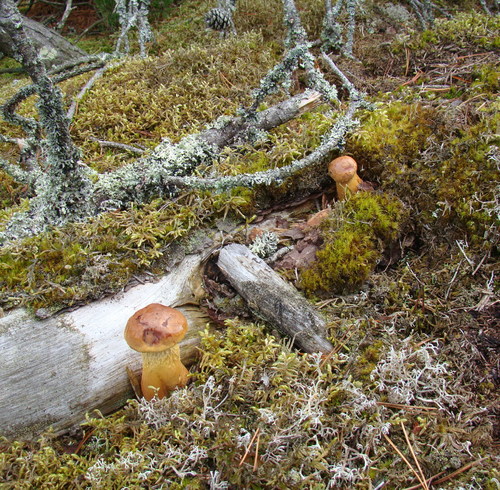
xmin=383 ymin=433 xmax=427 ymax=489
xmin=239 ymin=428 xmax=260 ymax=467
xmin=401 ymin=422 xmax=428 ymax=490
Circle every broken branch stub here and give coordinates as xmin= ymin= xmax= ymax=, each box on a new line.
xmin=217 ymin=244 xmax=333 ymax=354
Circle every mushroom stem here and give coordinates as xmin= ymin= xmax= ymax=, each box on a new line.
xmin=141 ymin=345 xmax=188 ymax=400
xmin=336 ymin=173 xmax=362 ymax=201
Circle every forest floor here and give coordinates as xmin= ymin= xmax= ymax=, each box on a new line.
xmin=0 ymin=0 xmax=499 ymax=488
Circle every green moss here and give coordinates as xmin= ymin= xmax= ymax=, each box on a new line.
xmin=71 ymin=32 xmax=280 ymax=172
xmin=0 ymin=193 xmax=248 ymax=310
xmin=348 ymin=101 xmax=437 ymax=168
xmin=430 ymin=12 xmax=500 ymax=50
xmin=300 ymin=192 xmax=407 ymax=295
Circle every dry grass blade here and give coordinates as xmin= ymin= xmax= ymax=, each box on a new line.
xmin=403 ymin=458 xmax=486 ymax=490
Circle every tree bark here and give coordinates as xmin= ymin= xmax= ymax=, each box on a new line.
xmin=217 ymin=243 xmax=334 ymax=354
xmin=0 ymin=15 xmax=87 ymax=71
xmin=0 ymin=253 xmax=210 ymax=439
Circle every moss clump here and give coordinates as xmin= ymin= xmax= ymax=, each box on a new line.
xmin=300 ymin=192 xmax=406 ymax=295
xmin=0 ymin=192 xmax=249 ymax=310
xmin=349 ymin=101 xmax=438 ymax=169
xmin=72 ymin=32 xmax=280 ymax=172
xmin=416 ymin=12 xmax=500 ymax=51
xmin=348 ymin=95 xmax=499 ymax=251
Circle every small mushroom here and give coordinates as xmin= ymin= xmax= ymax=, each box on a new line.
xmin=328 ymin=155 xmax=364 ymax=200
xmin=124 ymin=303 xmax=189 ymax=400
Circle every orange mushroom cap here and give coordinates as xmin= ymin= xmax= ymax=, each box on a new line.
xmin=328 ymin=155 xmax=358 ymax=184
xmin=124 ymin=303 xmax=188 ymax=353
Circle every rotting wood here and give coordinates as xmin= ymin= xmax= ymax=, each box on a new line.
xmin=0 ymin=15 xmax=87 ymax=70
xmin=0 ymin=253 xmax=209 ymax=439
xmin=217 ymin=243 xmax=334 ymax=354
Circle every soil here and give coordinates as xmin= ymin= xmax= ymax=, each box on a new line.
xmin=23 ymin=0 xmax=101 ymax=34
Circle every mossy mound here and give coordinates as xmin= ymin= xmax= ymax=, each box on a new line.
xmin=0 ymin=193 xmax=249 ymax=310
xmin=348 ymin=96 xmax=499 ymax=252
xmin=72 ymin=32 xmax=280 ymax=172
xmin=300 ymin=192 xmax=407 ymax=295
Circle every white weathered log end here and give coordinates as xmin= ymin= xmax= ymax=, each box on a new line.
xmin=217 ymin=244 xmax=333 ymax=354
xmin=0 ymin=254 xmax=208 ymax=439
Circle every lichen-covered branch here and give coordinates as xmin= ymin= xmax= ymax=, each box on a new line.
xmin=94 ymin=90 xmax=325 ymax=209
xmin=119 ymin=99 xmax=361 ymax=195
xmin=320 ymin=52 xmax=362 ymax=101
xmin=0 ymin=0 xmax=94 ymax=237
xmin=1 ymin=0 xmax=361 ymax=242
xmin=0 ymin=14 xmax=87 ymax=70
xmin=406 ymin=0 xmax=435 ymax=29
xmin=1 ymin=55 xmax=105 ymax=138
xmin=244 ymin=0 xmax=339 ymax=118
xmin=56 ymin=0 xmax=73 ymax=32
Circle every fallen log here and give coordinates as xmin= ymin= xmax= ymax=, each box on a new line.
xmin=0 ymin=241 xmax=334 ymax=438
xmin=217 ymin=243 xmax=334 ymax=354
xmin=0 ymin=253 xmax=208 ymax=439
xmin=0 ymin=15 xmax=88 ymax=70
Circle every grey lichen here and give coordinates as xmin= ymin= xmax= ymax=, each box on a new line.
xmin=249 ymin=231 xmax=279 ymax=258
xmin=94 ymin=134 xmax=218 ymax=210
xmin=114 ymin=0 xmax=154 ymax=57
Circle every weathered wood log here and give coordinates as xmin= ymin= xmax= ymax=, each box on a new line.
xmin=0 ymin=15 xmax=87 ymax=70
xmin=217 ymin=243 xmax=334 ymax=354
xmin=0 ymin=253 xmax=208 ymax=439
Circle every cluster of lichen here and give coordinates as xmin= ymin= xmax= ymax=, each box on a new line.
xmin=1 ymin=320 xmax=496 ymax=488
xmin=300 ymin=192 xmax=407 ymax=295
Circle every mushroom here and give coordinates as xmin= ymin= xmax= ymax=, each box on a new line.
xmin=328 ymin=155 xmax=364 ymax=200
xmin=124 ymin=303 xmax=189 ymax=400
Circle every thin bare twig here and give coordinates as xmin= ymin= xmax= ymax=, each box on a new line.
xmin=377 ymin=402 xmax=437 ymax=412
xmin=56 ymin=0 xmax=73 ymax=31
xmin=403 ymin=459 xmax=486 ymax=490
xmin=88 ymin=137 xmax=145 ymax=155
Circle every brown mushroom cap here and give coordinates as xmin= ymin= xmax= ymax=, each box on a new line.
xmin=124 ymin=303 xmax=188 ymax=353
xmin=328 ymin=156 xmax=358 ymax=184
